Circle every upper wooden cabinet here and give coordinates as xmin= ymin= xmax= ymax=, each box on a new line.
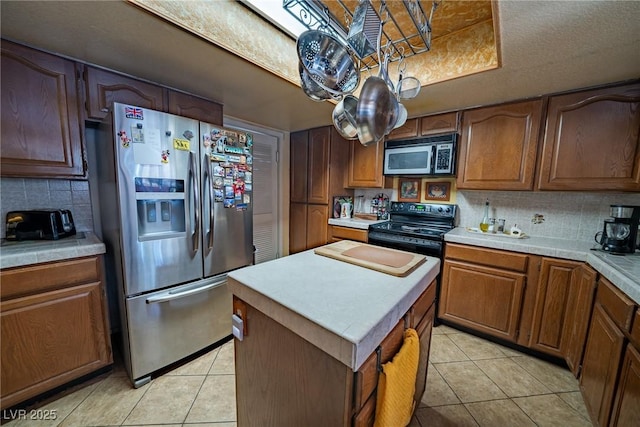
xmin=83 ymin=65 xmax=166 ymax=121
xmin=421 ymin=111 xmax=460 ymax=136
xmin=307 ymin=128 xmax=331 ymax=204
xmin=1 ymin=40 xmax=86 ymax=178
xmin=457 ymin=99 xmax=544 ymax=190
xmin=537 ymin=82 xmax=640 ymax=191
xmin=386 ymin=112 xmax=461 ymax=141
xmin=347 ymin=140 xmax=392 ymax=188
xmin=290 ymin=130 xmax=309 ymax=203
xmin=167 ymin=89 xmax=222 ymax=124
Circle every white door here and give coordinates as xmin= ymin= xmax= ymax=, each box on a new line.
xmin=224 ymin=118 xmax=280 ymax=264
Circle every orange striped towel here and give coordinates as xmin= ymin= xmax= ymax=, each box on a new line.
xmin=374 ymin=328 xmax=420 ymax=427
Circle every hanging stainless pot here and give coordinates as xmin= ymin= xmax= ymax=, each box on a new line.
xmin=297 ymin=30 xmax=360 ymax=96
xmin=393 ymin=103 xmax=408 ymax=129
xmin=332 ymin=95 xmax=359 ymax=140
xmin=356 ymin=76 xmax=396 ymax=146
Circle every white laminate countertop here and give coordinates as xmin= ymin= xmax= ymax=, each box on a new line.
xmin=227 ymin=246 xmax=440 ymax=371
xmin=0 ymin=232 xmax=106 ymax=269
xmin=328 ymin=217 xmax=388 ymax=230
xmin=445 ymin=227 xmax=640 ymax=304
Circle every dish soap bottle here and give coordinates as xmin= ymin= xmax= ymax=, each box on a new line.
xmin=480 ymin=198 xmax=490 ymax=232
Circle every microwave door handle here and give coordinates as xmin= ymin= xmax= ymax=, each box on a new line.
xmin=189 ymin=151 xmax=200 ymax=254
xmin=203 ymin=154 xmax=214 ymax=251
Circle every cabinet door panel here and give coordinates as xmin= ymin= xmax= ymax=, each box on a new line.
xmin=167 ymin=89 xmax=222 ymax=124
xmin=414 ymin=304 xmax=435 ymax=405
xmin=290 ymin=131 xmax=309 ymax=203
xmin=84 ymin=66 xmax=165 ymax=120
xmin=306 ymin=204 xmax=329 ymax=249
xmin=1 ymin=282 xmax=111 ymax=409
xmin=289 ymin=202 xmax=308 ymax=254
xmin=580 ymin=303 xmax=626 ymax=427
xmin=387 ymin=118 xmax=419 ymax=140
xmin=347 ymin=140 xmax=389 ymax=188
xmin=421 ymin=112 xmax=460 ymax=136
xmin=1 ymin=40 xmax=85 ymax=178
xmin=307 ymin=128 xmax=330 ymax=204
xmin=562 ymin=264 xmax=597 ymax=377
xmin=610 ymin=345 xmax=640 ymax=427
xmin=529 ymin=258 xmax=581 ymax=357
xmin=439 ymin=260 xmax=526 ymax=342
xmin=457 ymin=100 xmax=543 ymax=190
xmin=538 ymin=83 xmax=640 ymax=191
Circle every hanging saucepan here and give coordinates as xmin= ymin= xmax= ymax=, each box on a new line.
xmin=394 ymin=103 xmax=408 ymax=129
xmin=297 ymin=30 xmax=360 ymax=96
xmin=356 ymin=76 xmax=395 ymax=146
xmin=332 ymin=95 xmax=359 ymax=140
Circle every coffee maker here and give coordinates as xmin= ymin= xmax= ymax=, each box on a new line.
xmin=596 ymin=205 xmax=640 ymax=254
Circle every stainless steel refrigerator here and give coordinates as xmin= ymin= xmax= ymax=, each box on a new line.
xmin=95 ymin=103 xmax=253 ymax=387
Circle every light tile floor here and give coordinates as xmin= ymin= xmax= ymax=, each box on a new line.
xmin=3 ymin=325 xmax=593 ymax=426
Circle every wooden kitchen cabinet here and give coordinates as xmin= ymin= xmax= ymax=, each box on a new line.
xmin=289 ymin=127 xmax=352 ymax=253
xmin=346 ymin=140 xmax=392 ymax=188
xmin=537 ymin=82 xmax=640 ymax=191
xmin=0 ymin=256 xmax=112 ymax=410
xmin=328 ymin=225 xmax=368 ymax=243
xmin=420 ymin=111 xmax=460 ymax=136
xmin=562 ymin=264 xmax=598 ymax=377
xmin=456 ymin=99 xmax=544 ymax=190
xmin=1 ymin=40 xmax=86 ymax=178
xmin=167 ymin=89 xmax=222 ymax=124
xmin=233 ymin=280 xmax=436 ymax=426
xmin=610 ymin=344 xmax=640 ymax=427
xmin=580 ymin=277 xmax=636 ymax=427
xmin=385 ymin=111 xmax=461 ymax=140
xmin=529 ymin=258 xmax=583 ymax=358
xmin=83 ymin=65 xmax=166 ymax=121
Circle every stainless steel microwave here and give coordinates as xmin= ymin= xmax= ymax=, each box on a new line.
xmin=383 ymin=133 xmax=457 ymax=176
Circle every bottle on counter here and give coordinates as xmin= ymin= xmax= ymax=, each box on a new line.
xmin=480 ymin=198 xmax=490 ymax=232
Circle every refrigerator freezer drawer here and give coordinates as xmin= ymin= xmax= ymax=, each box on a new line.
xmin=125 ymin=275 xmax=231 ymax=383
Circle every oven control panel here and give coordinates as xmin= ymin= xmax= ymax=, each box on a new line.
xmin=390 ymin=202 xmax=456 ymax=218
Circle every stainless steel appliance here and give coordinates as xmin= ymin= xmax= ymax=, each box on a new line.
xmin=5 ymin=209 xmax=76 ymax=241
xmin=595 ymin=205 xmax=640 ymax=254
xmin=95 ymin=103 xmax=254 ymax=387
xmin=368 ymin=202 xmax=457 ymax=258
xmin=383 ymin=133 xmax=457 ymax=176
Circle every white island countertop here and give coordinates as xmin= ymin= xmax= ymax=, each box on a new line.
xmin=0 ymin=232 xmax=106 ymax=269
xmin=445 ymin=227 xmax=640 ymax=304
xmin=227 ymin=245 xmax=440 ymax=371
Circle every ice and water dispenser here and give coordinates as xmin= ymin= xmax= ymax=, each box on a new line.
xmin=135 ymin=177 xmax=186 ymax=239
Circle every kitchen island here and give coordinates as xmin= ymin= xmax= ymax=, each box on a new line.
xmin=227 ymin=242 xmax=440 ymax=426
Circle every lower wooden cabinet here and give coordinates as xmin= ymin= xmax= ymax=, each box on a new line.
xmin=0 ymin=256 xmax=112 ymax=410
xmin=529 ymin=258 xmax=582 ymax=358
xmin=610 ymin=344 xmax=640 ymax=427
xmin=439 ymin=244 xmax=530 ymax=344
xmin=329 ymin=225 xmax=368 ymax=243
xmin=233 ymin=280 xmax=436 ymax=426
xmin=580 ymin=303 xmax=626 ymax=426
xmin=562 ymin=264 xmax=598 ymax=376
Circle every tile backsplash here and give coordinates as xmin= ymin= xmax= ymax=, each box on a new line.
xmin=0 ymin=178 xmax=94 ymax=239
xmin=456 ymin=190 xmax=640 ymax=242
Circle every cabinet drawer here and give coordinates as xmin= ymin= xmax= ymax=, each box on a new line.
xmin=353 ymin=319 xmax=405 ymax=411
xmin=1 ymin=256 xmax=101 ymax=300
xmin=329 ymin=225 xmax=368 ymax=243
xmin=445 ymin=243 xmax=528 ymax=272
xmin=353 ymin=391 xmax=375 ymax=427
xmin=410 ymin=279 xmax=437 ymax=328
xmin=596 ymin=277 xmax=635 ymax=332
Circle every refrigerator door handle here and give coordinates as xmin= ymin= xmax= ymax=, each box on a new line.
xmin=189 ymin=151 xmax=200 ymax=253
xmin=145 ymin=278 xmax=226 ymax=304
xmin=203 ymin=154 xmax=215 ymax=252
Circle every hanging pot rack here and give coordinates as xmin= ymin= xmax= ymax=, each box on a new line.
xmin=283 ymin=0 xmax=438 ymax=70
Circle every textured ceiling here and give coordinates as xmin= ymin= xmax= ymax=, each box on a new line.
xmin=1 ymin=1 xmax=639 ymax=132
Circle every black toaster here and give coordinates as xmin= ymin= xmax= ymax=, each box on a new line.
xmin=5 ymin=210 xmax=76 ymax=241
